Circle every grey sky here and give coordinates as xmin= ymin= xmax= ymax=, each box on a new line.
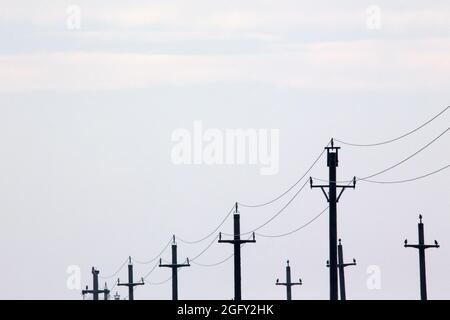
xmin=0 ymin=1 xmax=449 ymax=300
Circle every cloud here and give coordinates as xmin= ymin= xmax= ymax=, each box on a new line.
xmin=1 ymin=38 xmax=449 ymax=92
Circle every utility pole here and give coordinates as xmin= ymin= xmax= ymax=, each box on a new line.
xmin=159 ymin=236 xmax=190 ymax=300
xmin=404 ymin=215 xmax=440 ymax=300
xmin=327 ymin=239 xmax=356 ymax=300
xmin=118 ymin=257 xmax=145 ymax=301
xmin=82 ymin=267 xmax=110 ymax=300
xmin=310 ymin=139 xmax=356 ymax=300
xmin=103 ymin=282 xmax=110 ymax=300
xmin=219 ymin=203 xmax=256 ymax=301
xmin=276 ymin=260 xmax=302 ymax=300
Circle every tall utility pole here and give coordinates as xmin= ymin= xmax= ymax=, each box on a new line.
xmin=118 ymin=257 xmax=145 ymax=301
xmin=275 ymin=260 xmax=302 ymax=300
xmin=159 ymin=236 xmax=190 ymax=300
xmin=327 ymin=239 xmax=356 ymax=300
xmin=404 ymin=215 xmax=440 ymax=300
xmin=219 ymin=203 xmax=256 ymax=301
xmin=82 ymin=267 xmax=110 ymax=300
xmin=310 ymin=139 xmax=356 ymax=300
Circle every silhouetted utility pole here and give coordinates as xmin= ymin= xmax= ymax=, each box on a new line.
xmin=113 ymin=292 xmax=121 ymax=300
xmin=159 ymin=236 xmax=190 ymax=300
xmin=276 ymin=260 xmax=302 ymax=300
xmin=118 ymin=257 xmax=144 ymax=301
xmin=103 ymin=282 xmax=110 ymax=300
xmin=404 ymin=215 xmax=440 ymax=300
xmin=219 ymin=203 xmax=256 ymax=301
xmin=82 ymin=267 xmax=110 ymax=300
xmin=310 ymin=139 xmax=356 ymax=300
xmin=327 ymin=239 xmax=356 ymax=300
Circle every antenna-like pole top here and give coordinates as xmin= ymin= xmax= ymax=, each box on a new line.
xmin=128 ymin=256 xmax=132 ymax=265
xmin=331 ymin=138 xmax=334 ymax=148
xmin=287 ymin=260 xmax=290 ymax=266
xmin=419 ymin=214 xmax=423 ymax=223
xmin=339 ymin=239 xmax=342 ymax=245
xmin=173 ymin=235 xmax=176 ymax=244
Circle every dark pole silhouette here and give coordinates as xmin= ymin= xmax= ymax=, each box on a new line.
xmin=219 ymin=203 xmax=256 ymax=301
xmin=276 ymin=260 xmax=302 ymax=300
xmin=310 ymin=139 xmax=356 ymax=300
xmin=113 ymin=292 xmax=121 ymax=300
xmin=82 ymin=267 xmax=109 ymax=300
xmin=327 ymin=239 xmax=357 ymax=300
xmin=103 ymin=282 xmax=110 ymax=300
xmin=118 ymin=257 xmax=145 ymax=301
xmin=159 ymin=236 xmax=190 ymax=300
xmin=404 ymin=215 xmax=440 ymax=300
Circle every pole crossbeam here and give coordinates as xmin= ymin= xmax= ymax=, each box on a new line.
xmin=117 ymin=257 xmax=145 ymax=301
xmin=310 ymin=139 xmax=356 ymax=300
xmin=82 ymin=267 xmax=110 ymax=300
xmin=276 ymin=260 xmax=302 ymax=300
xmin=159 ymin=236 xmax=190 ymax=300
xmin=219 ymin=203 xmax=256 ymax=301
xmin=327 ymin=239 xmax=357 ymax=300
xmin=404 ymin=215 xmax=440 ymax=301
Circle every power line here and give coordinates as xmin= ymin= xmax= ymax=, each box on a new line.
xmin=190 ymin=253 xmax=235 ymax=267
xmin=98 ymin=258 xmax=129 ymax=280
xmin=176 ymin=204 xmax=235 ymax=244
xmin=256 ymin=206 xmax=328 ymax=238
xmin=335 ymin=106 xmax=449 ymax=147
xmin=191 ymin=235 xmax=253 ymax=268
xmin=189 ymin=234 xmax=220 ymax=262
xmin=238 ymin=141 xmax=330 ymax=208
xmin=142 ymin=262 xmax=159 ymax=281
xmin=359 ymin=126 xmax=449 ymax=180
xmin=131 ymin=237 xmax=173 ymax=265
xmin=359 ymin=164 xmax=450 ymax=184
xmin=148 ymin=276 xmax=173 ymax=285
xmin=312 ymin=126 xmax=450 ymax=184
xmin=109 ymin=280 xmax=118 ymax=293
xmin=224 ymin=180 xmax=310 ymax=237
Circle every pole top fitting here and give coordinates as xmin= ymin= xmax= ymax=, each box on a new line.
xmin=172 ymin=235 xmax=176 ymax=244
xmin=339 ymin=239 xmax=342 ymax=245
xmin=234 ymin=202 xmax=239 ymax=214
xmin=287 ymin=260 xmax=290 ymax=266
xmin=419 ymin=214 xmax=423 ymax=223
xmin=128 ymin=256 xmax=132 ymax=265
